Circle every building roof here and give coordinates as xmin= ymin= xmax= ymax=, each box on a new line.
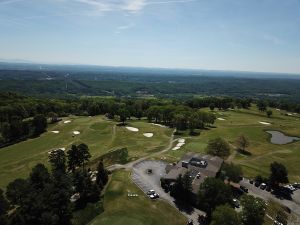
xmin=163 ymin=153 xmax=224 ymax=194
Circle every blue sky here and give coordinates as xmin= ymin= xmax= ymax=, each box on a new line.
xmin=0 ymin=0 xmax=300 ymax=74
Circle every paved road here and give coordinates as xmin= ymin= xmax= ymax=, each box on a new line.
xmin=240 ymin=179 xmax=300 ymax=217
xmin=131 ymin=160 xmax=205 ymax=225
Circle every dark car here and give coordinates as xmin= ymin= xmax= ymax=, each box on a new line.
xmin=255 ymin=181 xmax=261 ymax=187
xmin=283 ymin=206 xmax=291 ymax=214
xmin=266 ymin=186 xmax=271 ymax=192
xmin=249 ymin=180 xmax=254 ymax=184
xmin=240 ymin=185 xmax=249 ymax=193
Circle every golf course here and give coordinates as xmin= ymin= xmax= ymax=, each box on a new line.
xmin=1 ymin=106 xmax=300 ymax=189
xmin=0 ymin=116 xmax=173 ymax=189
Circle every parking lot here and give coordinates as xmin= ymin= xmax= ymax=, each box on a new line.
xmin=240 ymin=179 xmax=300 ymax=217
xmin=131 ymin=160 xmax=205 ymax=225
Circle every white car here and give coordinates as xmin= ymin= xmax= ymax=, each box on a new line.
xmin=285 ymin=184 xmax=296 ymax=191
xmin=149 ymin=193 xmax=160 ymax=199
xmin=147 ymin=190 xmax=156 ymax=195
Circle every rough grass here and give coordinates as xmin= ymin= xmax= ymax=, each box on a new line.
xmin=0 ymin=116 xmax=172 ymax=188
xmin=88 ymin=170 xmax=187 ymax=225
xmin=162 ymin=107 xmax=300 ymax=182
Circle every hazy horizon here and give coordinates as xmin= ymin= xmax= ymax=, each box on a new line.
xmin=1 ymin=0 xmax=300 ymax=74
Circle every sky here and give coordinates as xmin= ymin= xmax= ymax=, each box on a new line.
xmin=0 ymin=0 xmax=300 ymax=74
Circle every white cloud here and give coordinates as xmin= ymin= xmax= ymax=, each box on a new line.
xmin=74 ymin=0 xmax=197 ymax=13
xmin=0 ymin=0 xmax=24 ymax=5
xmin=115 ymin=22 xmax=135 ymax=33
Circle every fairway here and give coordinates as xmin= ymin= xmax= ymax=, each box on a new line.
xmin=163 ymin=107 xmax=300 ymax=182
xmin=88 ymin=170 xmax=187 ymax=225
xmin=0 ymin=116 xmax=173 ymax=188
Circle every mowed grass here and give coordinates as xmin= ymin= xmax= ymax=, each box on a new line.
xmin=0 ymin=116 xmax=172 ymax=188
xmin=163 ymin=107 xmax=300 ymax=182
xmin=88 ymin=170 xmax=187 ymax=225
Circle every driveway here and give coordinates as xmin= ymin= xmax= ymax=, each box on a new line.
xmin=131 ymin=160 xmax=205 ymax=225
xmin=240 ymin=179 xmax=300 ymax=217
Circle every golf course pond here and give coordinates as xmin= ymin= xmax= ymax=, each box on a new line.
xmin=266 ymin=130 xmax=300 ymax=144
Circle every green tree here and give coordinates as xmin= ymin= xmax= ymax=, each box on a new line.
xmin=67 ymin=145 xmax=81 ymax=172
xmin=1 ymin=122 xmax=11 ymax=142
xmin=170 ymin=172 xmax=192 ymax=203
xmin=269 ymin=162 xmax=289 ymax=189
xmin=210 ymin=204 xmax=241 ymax=225
xmin=257 ymin=101 xmax=267 ymax=112
xmin=6 ymin=178 xmax=30 ymax=205
xmin=96 ymin=160 xmax=108 ymax=187
xmin=198 ymin=177 xmax=232 ymax=216
xmin=209 ymin=103 xmax=215 ymax=111
xmin=77 ymin=143 xmax=91 ymax=171
xmin=221 ymin=163 xmax=243 ymax=183
xmin=29 ymin=164 xmax=50 ymax=191
xmin=240 ymin=195 xmax=266 ymax=225
xmin=118 ymin=108 xmax=130 ymax=125
xmin=266 ymin=109 xmax=273 ymax=118
xmin=49 ymin=149 xmax=66 ymax=173
xmin=235 ymin=135 xmax=250 ymax=152
xmin=206 ymin=137 xmax=230 ymax=158
xmin=32 ymin=114 xmax=47 ymax=135
xmin=0 ymin=189 xmax=9 ymax=225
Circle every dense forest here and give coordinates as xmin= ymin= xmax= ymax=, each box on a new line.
xmin=0 ymin=66 xmax=300 ymax=102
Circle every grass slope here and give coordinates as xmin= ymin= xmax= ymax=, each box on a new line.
xmin=88 ymin=170 xmax=187 ymax=225
xmin=0 ymin=116 xmax=172 ymax=188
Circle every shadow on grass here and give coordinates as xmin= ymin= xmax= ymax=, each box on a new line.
xmin=237 ymin=149 xmax=252 ymax=156
xmin=173 ymin=199 xmax=195 ymax=215
xmin=116 ymin=122 xmax=128 ymax=126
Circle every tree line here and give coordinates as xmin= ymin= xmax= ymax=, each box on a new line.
xmin=0 ymin=143 xmax=109 ymax=225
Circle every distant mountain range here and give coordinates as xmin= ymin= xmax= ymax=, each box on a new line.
xmin=0 ymin=60 xmax=300 ymax=79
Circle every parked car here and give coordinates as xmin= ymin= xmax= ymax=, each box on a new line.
xmin=284 ymin=184 xmax=296 ymax=192
xmin=249 ymin=180 xmax=254 ymax=184
xmin=255 ymin=181 xmax=261 ymax=187
xmin=149 ymin=193 xmax=160 ymax=199
xmin=232 ymin=198 xmax=240 ymax=208
xmin=147 ymin=190 xmax=155 ymax=195
xmin=240 ymin=185 xmax=249 ymax=193
xmin=266 ymin=186 xmax=272 ymax=192
xmin=260 ymin=183 xmax=267 ymax=190
xmin=292 ymin=183 xmax=300 ymax=189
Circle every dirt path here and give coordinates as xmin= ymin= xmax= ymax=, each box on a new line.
xmin=107 ymin=129 xmax=176 ymax=171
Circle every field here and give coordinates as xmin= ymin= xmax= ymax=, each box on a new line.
xmin=1 ymin=106 xmax=300 ymax=189
xmin=162 ymin=107 xmax=300 ymax=182
xmin=0 ymin=116 xmax=173 ymax=188
xmin=88 ymin=170 xmax=187 ymax=225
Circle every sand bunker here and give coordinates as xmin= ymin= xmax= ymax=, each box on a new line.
xmin=64 ymin=120 xmax=71 ymax=124
xmin=151 ymin=123 xmax=167 ymax=128
xmin=73 ymin=131 xmax=80 ymax=135
xmin=178 ymin=139 xmax=185 ymax=143
xmin=51 ymin=131 xmax=60 ymax=134
xmin=176 ymin=142 xmax=185 ymax=147
xmin=126 ymin=127 xmax=139 ymax=132
xmin=143 ymin=133 xmax=153 ymax=137
xmin=276 ymin=109 xmax=281 ymax=111
xmin=172 ymin=147 xmax=181 ymax=151
xmin=259 ymin=121 xmax=271 ymax=125
xmin=287 ymin=113 xmax=293 ymax=116
xmin=48 ymin=147 xmax=65 ymax=155
xmin=217 ymin=118 xmax=226 ymax=121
